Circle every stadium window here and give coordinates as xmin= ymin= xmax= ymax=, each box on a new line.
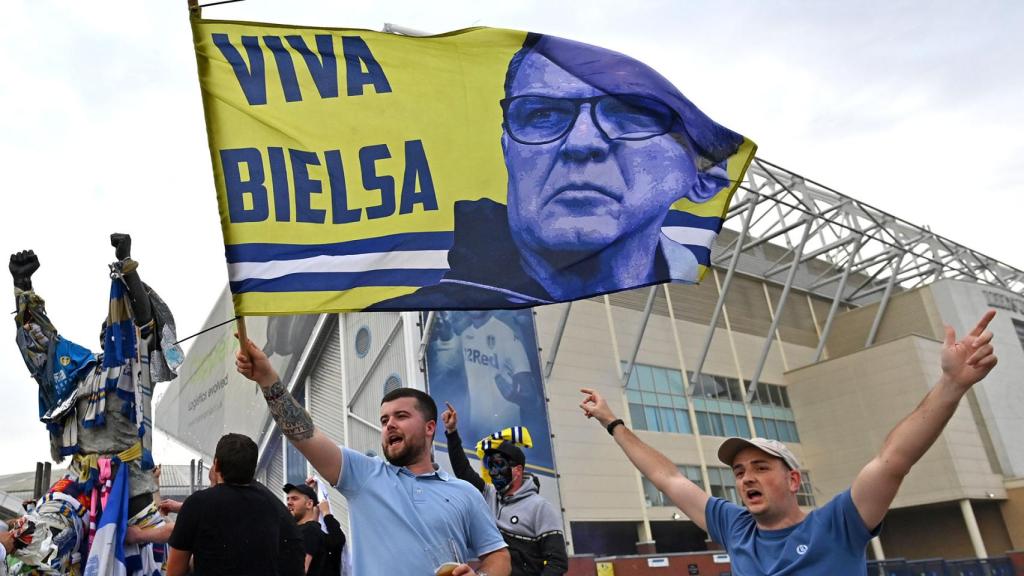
xmin=757 ymin=382 xmax=771 ymax=405
xmin=626 ymin=364 xmax=692 ymax=435
xmin=779 ymin=386 xmax=792 ymax=408
xmin=797 ymin=470 xmax=817 ymax=507
xmin=689 ymin=371 xmax=752 ymax=439
xmin=643 ymin=465 xmax=704 ymax=507
xmin=726 ymin=378 xmax=745 ymax=402
xmin=707 ymin=466 xmax=739 ymax=504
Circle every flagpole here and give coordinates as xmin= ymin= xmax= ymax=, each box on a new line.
xmin=236 ymin=315 xmax=249 ymax=359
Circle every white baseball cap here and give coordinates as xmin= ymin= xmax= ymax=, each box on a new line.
xmin=718 ymin=437 xmax=800 ymax=470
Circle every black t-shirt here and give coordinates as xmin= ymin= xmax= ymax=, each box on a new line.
xmin=169 ymin=482 xmax=301 ymax=576
xmin=322 ymin=514 xmax=346 ymax=576
xmin=298 ymin=521 xmax=326 ymax=576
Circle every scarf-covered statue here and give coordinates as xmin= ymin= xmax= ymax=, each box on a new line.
xmin=7 ymin=234 xmax=183 ymax=575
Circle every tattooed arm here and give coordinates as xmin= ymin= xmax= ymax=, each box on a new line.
xmin=236 ymin=338 xmax=343 ymax=485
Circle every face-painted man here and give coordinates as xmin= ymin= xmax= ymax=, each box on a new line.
xmin=484 ymin=443 xmax=526 ymax=496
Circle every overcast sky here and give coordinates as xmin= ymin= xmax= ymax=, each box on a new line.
xmin=0 ymin=1 xmax=1021 ymax=475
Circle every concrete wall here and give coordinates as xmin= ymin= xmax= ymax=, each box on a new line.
xmin=928 ymin=280 xmax=1024 ymax=479
xmin=822 ymin=286 xmax=943 ymax=359
xmin=880 ymin=500 xmax=1013 ymax=560
xmin=785 ymin=334 xmax=1005 ymax=509
xmin=1003 ymin=479 xmax=1024 ymax=549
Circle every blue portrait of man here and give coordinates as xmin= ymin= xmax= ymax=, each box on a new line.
xmin=375 ymin=33 xmax=747 ymax=311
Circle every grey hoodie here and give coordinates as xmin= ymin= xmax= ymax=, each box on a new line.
xmin=446 ymin=429 xmax=568 ymax=576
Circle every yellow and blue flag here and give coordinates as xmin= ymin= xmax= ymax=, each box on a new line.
xmin=192 ymin=17 xmax=756 ymax=314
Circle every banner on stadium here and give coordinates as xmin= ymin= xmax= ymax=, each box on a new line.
xmin=192 ymin=16 xmax=756 ymax=314
xmin=426 ymin=309 xmax=561 ymax=505
xmin=154 ymin=286 xmax=319 ymax=458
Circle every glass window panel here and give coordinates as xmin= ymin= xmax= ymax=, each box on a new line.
xmin=726 ymin=378 xmax=743 ymax=402
xmin=736 ymin=416 xmax=751 ymax=439
xmin=781 ymin=418 xmax=793 ymax=440
xmin=753 ymin=418 xmax=767 ymax=438
xmin=682 ymin=466 xmax=703 ymax=489
xmin=764 ymin=418 xmax=779 ymax=441
xmin=629 ymin=404 xmax=648 ymax=431
xmin=723 ymin=413 xmax=739 ymax=437
xmin=714 ymin=376 xmax=732 ymax=398
xmin=659 ymin=408 xmax=678 ymax=433
xmin=675 ymin=410 xmax=692 ymax=435
xmin=668 ymin=370 xmax=685 ymax=395
xmin=757 ymin=382 xmax=771 ymax=406
xmin=779 ymin=386 xmax=792 ymax=408
xmin=769 ymin=384 xmax=784 ymax=407
xmin=672 ymin=395 xmax=688 ymax=410
xmin=786 ymin=420 xmax=798 ymax=443
xmin=657 ymin=393 xmax=675 ymax=408
xmin=625 ymin=362 xmax=638 ymax=389
xmin=692 ymin=397 xmax=708 ymax=411
xmin=711 ymin=414 xmax=726 ymax=437
xmin=722 ymin=401 xmax=743 ymax=416
xmin=642 ymin=478 xmax=661 ymax=507
xmin=710 ymin=485 xmax=726 ymax=500
xmin=285 ymin=442 xmax=307 ymax=485
xmin=724 ymin=485 xmax=739 ymax=504
xmin=702 ymin=374 xmax=721 ymax=397
xmin=653 ymin=368 xmax=671 ymax=394
xmin=637 ymin=365 xmax=656 ymax=391
xmin=642 ymin=391 xmax=659 ymax=406
xmin=644 ymin=407 xmax=660 ymax=432
xmin=789 ymin=421 xmax=800 ymax=442
xmin=706 ymin=466 xmax=720 ymax=486
xmin=695 ymin=411 xmax=712 ymax=436
xmin=627 ymin=389 xmax=643 ymax=404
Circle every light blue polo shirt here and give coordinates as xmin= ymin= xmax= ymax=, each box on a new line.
xmin=335 ymin=446 xmax=506 ymax=574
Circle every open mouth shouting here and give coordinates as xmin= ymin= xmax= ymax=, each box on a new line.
xmin=745 ymin=489 xmax=764 ymax=506
xmin=385 ymin=433 xmax=404 ymax=452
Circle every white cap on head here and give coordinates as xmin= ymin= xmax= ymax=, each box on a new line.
xmin=718 ymin=437 xmax=800 ymax=470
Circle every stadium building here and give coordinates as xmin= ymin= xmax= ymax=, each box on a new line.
xmin=155 ymin=157 xmax=1024 ymax=565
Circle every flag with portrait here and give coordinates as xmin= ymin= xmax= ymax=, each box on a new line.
xmin=191 ymin=15 xmax=756 ymax=314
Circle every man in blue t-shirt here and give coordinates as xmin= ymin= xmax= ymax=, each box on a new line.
xmin=579 ymin=310 xmax=999 ymax=575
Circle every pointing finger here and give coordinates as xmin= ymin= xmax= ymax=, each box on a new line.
xmin=969 ymin=310 xmax=996 ymax=337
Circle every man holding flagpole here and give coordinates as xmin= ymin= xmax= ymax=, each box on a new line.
xmin=236 ymin=341 xmax=511 ymax=576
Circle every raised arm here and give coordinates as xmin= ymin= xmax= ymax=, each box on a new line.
xmin=10 ymin=250 xmax=39 ymax=293
xmin=236 ymin=337 xmax=343 ymax=485
xmin=441 ymin=402 xmax=486 ymax=492
xmin=10 ymin=250 xmax=48 ymax=329
xmin=579 ymin=388 xmax=710 ymax=531
xmin=110 ymin=233 xmax=153 ymax=328
xmin=851 ymin=310 xmax=999 ymax=531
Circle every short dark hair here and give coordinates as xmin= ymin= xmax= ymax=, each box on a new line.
xmin=215 ymin=433 xmax=258 ymax=484
xmin=381 ymin=388 xmax=437 ymax=423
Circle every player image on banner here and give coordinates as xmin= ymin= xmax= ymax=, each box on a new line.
xmin=191 ymin=17 xmax=756 ymax=314
xmin=426 ymin=309 xmax=554 ymax=475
